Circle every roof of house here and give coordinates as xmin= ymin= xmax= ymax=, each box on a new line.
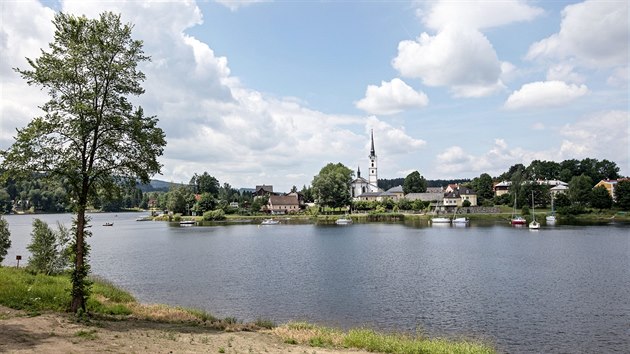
xmin=426 ymin=187 xmax=443 ymax=193
xmin=268 ymin=195 xmax=299 ymax=206
xmin=255 ymin=185 xmax=274 ymax=192
xmin=386 ymin=185 xmax=404 ymax=193
xmin=356 ymin=192 xmax=382 ymax=198
xmin=551 ymin=185 xmax=569 ymax=191
xmin=405 ymin=192 xmax=443 ymax=201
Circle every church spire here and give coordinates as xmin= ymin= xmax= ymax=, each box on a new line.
xmin=357 ymin=165 xmax=361 ymax=178
xmin=369 ymin=129 xmax=376 ymax=158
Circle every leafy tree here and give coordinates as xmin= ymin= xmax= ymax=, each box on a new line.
xmin=1 ymin=12 xmax=166 ymax=312
xmin=194 ymin=192 xmax=216 ymax=214
xmin=397 ymin=198 xmax=412 ymax=211
xmin=472 ymin=173 xmax=494 ymax=201
xmin=190 ymin=172 xmax=219 ymax=196
xmin=167 ymin=185 xmax=191 ymax=214
xmin=0 ymin=189 xmax=12 ymax=214
xmin=300 ymin=185 xmax=314 ymax=203
xmin=568 ymin=175 xmax=594 ymax=206
xmin=0 ymin=216 xmax=10 ymax=264
xmin=27 ymin=219 xmax=71 ymax=275
xmin=615 ymin=180 xmax=630 ymax=210
xmin=403 ymin=171 xmax=427 ymax=194
xmin=554 ymin=193 xmax=571 ymax=208
xmin=462 ymin=200 xmax=471 ymax=207
xmin=312 ymin=163 xmax=353 ymax=209
xmin=590 ymin=186 xmax=613 ymax=210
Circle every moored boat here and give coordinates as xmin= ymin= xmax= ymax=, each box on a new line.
xmin=179 ymin=220 xmax=196 ymax=226
xmin=431 ymin=217 xmax=451 ymax=224
xmin=261 ymin=219 xmax=280 ymax=225
xmin=529 ymin=191 xmax=540 ymax=230
xmin=453 ymin=217 xmax=469 ymax=225
xmin=335 ymin=217 xmax=352 ymax=225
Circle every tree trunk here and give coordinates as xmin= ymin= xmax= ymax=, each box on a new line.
xmin=70 ymin=203 xmax=86 ymax=313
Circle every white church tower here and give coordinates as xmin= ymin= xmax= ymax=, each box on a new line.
xmin=368 ymin=130 xmax=378 ymax=192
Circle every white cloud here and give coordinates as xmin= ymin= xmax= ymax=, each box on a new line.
xmin=392 ymin=26 xmax=504 ymax=97
xmin=504 ymin=81 xmax=588 ymax=110
xmin=558 ymin=110 xmax=629 ymax=169
xmin=545 ymin=63 xmax=584 ymax=84
xmin=366 ymin=116 xmax=426 ymax=156
xmin=355 ymin=78 xmax=428 ymax=115
xmin=433 ymin=111 xmax=629 ymax=178
xmin=526 ymin=0 xmax=629 ymax=68
xmin=419 ymin=0 xmax=543 ymax=31
xmin=214 ymin=0 xmax=269 ymax=12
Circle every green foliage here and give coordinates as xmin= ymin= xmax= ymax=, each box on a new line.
xmin=569 ymin=174 xmax=594 ymax=206
xmin=190 ymin=172 xmax=219 ymax=196
xmin=0 ymin=216 xmax=10 ymax=264
xmin=26 ymin=219 xmax=71 ymax=275
xmin=397 ymin=198 xmax=412 ymax=211
xmin=521 ymin=205 xmax=530 ymax=216
xmin=202 ymin=209 xmax=226 ymax=221
xmin=402 ymin=171 xmax=427 ymax=194
xmin=590 ymin=186 xmax=613 ymax=210
xmin=462 ymin=200 xmax=471 ymax=207
xmin=554 ymin=193 xmax=571 ymax=208
xmin=0 ymin=267 xmax=135 ymax=315
xmin=615 ymin=180 xmax=630 ymax=210
xmin=312 ymin=163 xmax=353 ymax=209
xmin=470 ymin=173 xmax=494 ymax=201
xmin=1 ymin=11 xmax=166 ymax=313
xmin=494 ymin=193 xmax=511 ymax=206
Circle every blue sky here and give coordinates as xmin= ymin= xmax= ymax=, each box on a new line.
xmin=1 ymin=0 xmax=628 ymax=192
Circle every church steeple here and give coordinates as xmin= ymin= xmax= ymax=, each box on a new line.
xmin=368 ymin=129 xmax=378 ymax=192
xmin=357 ymin=165 xmax=361 ymax=178
xmin=369 ymin=129 xmax=376 ymax=158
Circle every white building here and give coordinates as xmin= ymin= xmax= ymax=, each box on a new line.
xmin=350 ymin=130 xmax=381 ymax=199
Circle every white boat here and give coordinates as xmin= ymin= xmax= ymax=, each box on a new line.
xmin=431 ymin=217 xmax=451 ymax=224
xmin=529 ymin=191 xmax=540 ymax=230
xmin=546 ymin=192 xmax=557 ymax=223
xmin=261 ymin=219 xmax=280 ymax=225
xmin=179 ymin=220 xmax=196 ymax=226
xmin=511 ymin=195 xmax=526 ymax=225
xmin=452 ymin=217 xmax=470 ymax=225
xmin=335 ymin=217 xmax=352 ymax=225
xmin=431 ymin=202 xmax=451 ymax=224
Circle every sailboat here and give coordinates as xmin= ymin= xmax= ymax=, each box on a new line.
xmin=431 ymin=202 xmax=451 ymax=224
xmin=452 ymin=207 xmax=469 ymax=225
xmin=511 ymin=194 xmax=526 ymax=225
xmin=546 ymin=191 xmax=557 ymax=223
xmin=529 ymin=191 xmax=540 ymax=229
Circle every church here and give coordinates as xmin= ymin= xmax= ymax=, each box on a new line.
xmin=350 ymin=130 xmax=382 ymax=198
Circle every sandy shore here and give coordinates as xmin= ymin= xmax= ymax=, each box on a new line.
xmin=0 ymin=306 xmax=370 ymax=354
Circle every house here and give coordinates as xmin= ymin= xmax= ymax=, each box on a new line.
xmin=384 ymin=186 xmax=404 ymax=201
xmin=354 ymin=192 xmax=381 ymax=202
xmin=550 ymin=184 xmax=569 ymax=196
xmin=594 ymin=179 xmax=629 ymax=201
xmin=253 ymin=185 xmax=275 ymax=197
xmin=493 ymin=181 xmax=511 ymax=196
xmin=443 ymin=187 xmax=478 ymax=207
xmin=405 ymin=192 xmax=443 ymax=202
xmin=267 ymin=195 xmax=299 ymax=214
xmin=445 ymin=184 xmax=459 ymax=193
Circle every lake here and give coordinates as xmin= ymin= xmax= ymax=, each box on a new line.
xmin=2 ymin=212 xmax=629 ymax=353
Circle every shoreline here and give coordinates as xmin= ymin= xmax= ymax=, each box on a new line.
xmin=0 ymin=267 xmax=495 ymax=353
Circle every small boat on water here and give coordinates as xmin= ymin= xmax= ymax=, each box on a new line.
xmin=335 ymin=217 xmax=352 ymax=225
xmin=179 ymin=220 xmax=196 ymax=226
xmin=431 ymin=217 xmax=451 ymax=224
xmin=529 ymin=191 xmax=540 ymax=230
xmin=261 ymin=219 xmax=280 ymax=225
xmin=510 ymin=195 xmax=526 ymax=225
xmin=136 ymin=216 xmax=152 ymax=221
xmin=546 ymin=191 xmax=557 ymax=224
xmin=103 ymin=222 xmax=114 ymax=227
xmin=452 ymin=217 xmax=469 ymax=225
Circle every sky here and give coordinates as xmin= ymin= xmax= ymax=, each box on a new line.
xmin=1 ymin=0 xmax=628 ymax=192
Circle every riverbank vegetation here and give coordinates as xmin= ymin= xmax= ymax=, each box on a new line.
xmin=0 ymin=267 xmax=495 ymax=353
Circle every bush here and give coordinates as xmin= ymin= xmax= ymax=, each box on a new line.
xmin=521 ymin=205 xmax=530 ymax=216
xmin=203 ymin=209 xmax=226 ymax=221
xmin=27 ymin=219 xmax=71 ymax=275
xmin=0 ymin=216 xmax=10 ymax=264
xmin=462 ymin=200 xmax=471 ymax=207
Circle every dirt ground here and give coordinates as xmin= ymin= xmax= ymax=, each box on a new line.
xmin=0 ymin=306 xmax=370 ymax=354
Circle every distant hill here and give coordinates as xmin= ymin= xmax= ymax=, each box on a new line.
xmin=137 ymin=179 xmax=176 ymax=192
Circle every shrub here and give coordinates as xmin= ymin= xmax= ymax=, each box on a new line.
xmin=27 ymin=219 xmax=71 ymax=275
xmin=203 ymin=209 xmax=226 ymax=221
xmin=462 ymin=200 xmax=471 ymax=207
xmin=0 ymin=216 xmax=10 ymax=264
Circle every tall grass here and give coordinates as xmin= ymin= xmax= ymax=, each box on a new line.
xmin=273 ymin=322 xmax=495 ymax=354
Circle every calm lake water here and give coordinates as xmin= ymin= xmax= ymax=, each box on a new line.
xmin=2 ymin=213 xmax=629 ymax=353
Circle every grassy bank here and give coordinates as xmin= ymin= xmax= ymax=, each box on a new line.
xmin=0 ymin=267 xmax=495 ymax=353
